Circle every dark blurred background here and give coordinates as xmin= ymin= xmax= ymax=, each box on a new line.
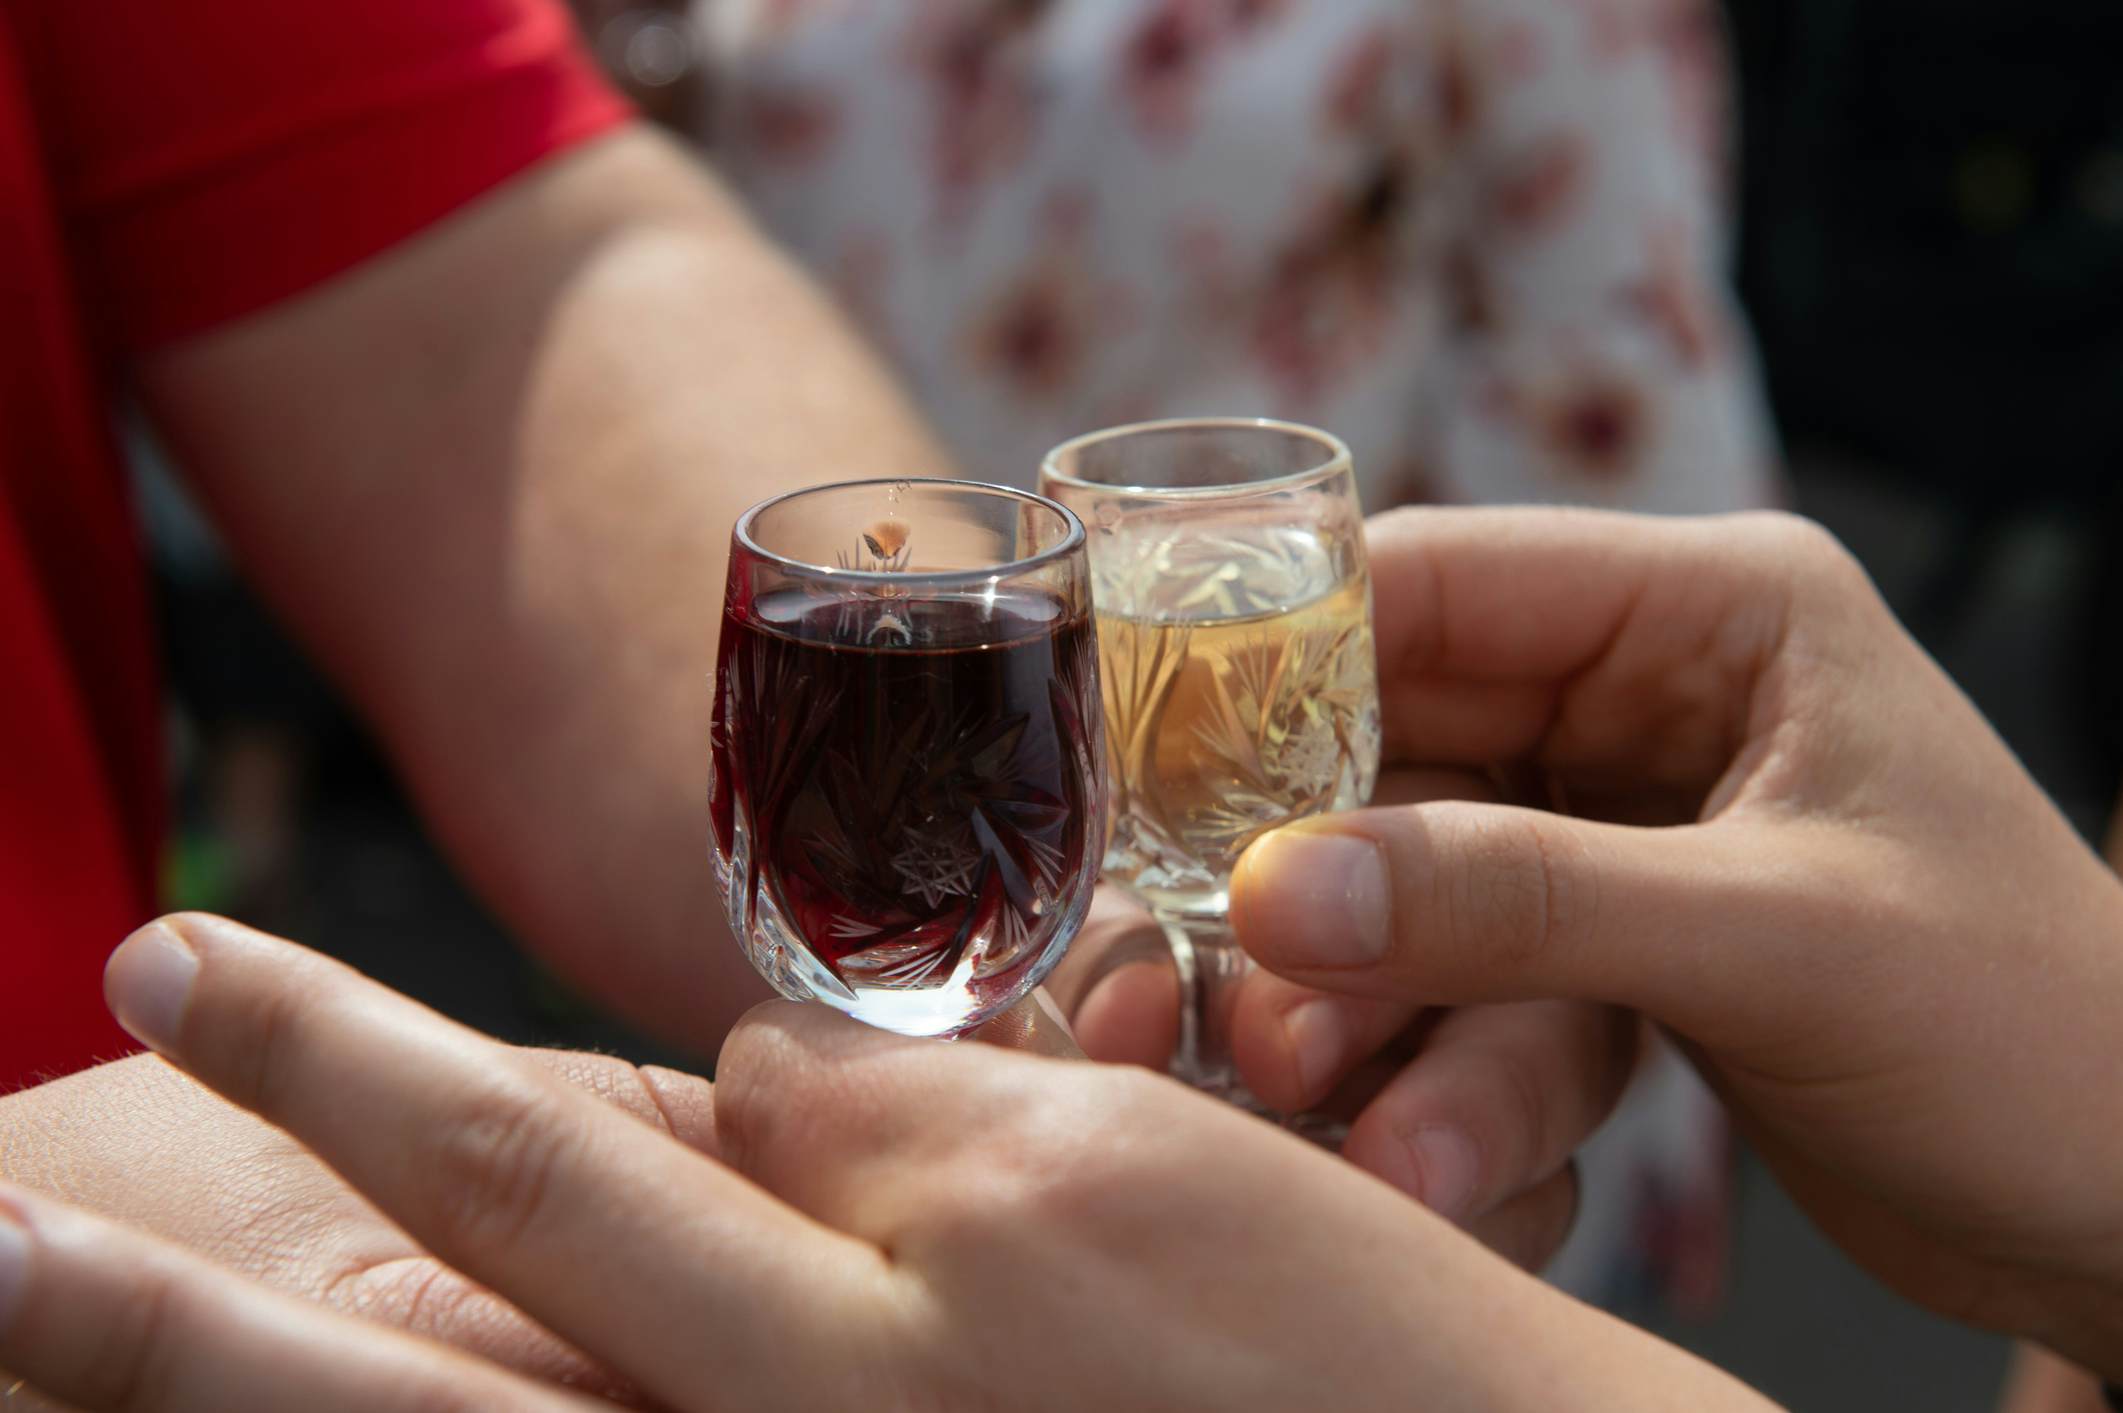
xmin=137 ymin=3 xmax=2123 ymax=1408
xmin=1727 ymin=0 xmax=2123 ymax=827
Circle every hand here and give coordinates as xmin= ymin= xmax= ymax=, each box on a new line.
xmin=0 ymin=967 xmax=1070 ymax=1410
xmin=0 ymin=1040 xmax=718 ymax=1401
xmin=1064 ymin=832 xmax=1638 ymax=1271
xmin=0 ymin=913 xmax=1773 ymax=1411
xmin=1062 ymin=795 xmax=1638 ymax=1272
xmin=1231 ymin=507 xmax=2123 ymax=1376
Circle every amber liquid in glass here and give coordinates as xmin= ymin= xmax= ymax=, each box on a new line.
xmin=1092 ymin=523 xmax=1381 ymax=918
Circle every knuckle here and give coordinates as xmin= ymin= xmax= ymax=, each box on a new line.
xmin=228 ymin=971 xmax=331 ymax=1121
xmin=709 ymin=1055 xmax=764 ymax=1181
xmin=711 ymin=1009 xmax=812 ymax=1181
xmin=1448 ymin=810 xmax=1592 ymax=972
xmin=711 ymin=1045 xmax=806 ymax=1189
xmin=360 ymin=1259 xmax=480 ymax=1337
xmin=1741 ymin=511 xmax=1866 ymax=585
xmin=419 ymin=1080 xmax=576 ymax=1253
xmin=529 ymin=1049 xmax=661 ymax=1125
xmin=923 ymin=1070 xmax=1158 ymax=1245
xmin=1475 ymin=1042 xmax=1556 ymax=1177
xmin=1013 ymin=1073 xmax=1175 ymax=1227
xmin=1082 ymin=1066 xmax=1176 ymax=1150
xmin=1735 ymin=508 xmax=1830 ymax=555
xmin=717 ymin=1006 xmax=944 ymax=1187
xmin=1367 ymin=504 xmax=1424 ymax=541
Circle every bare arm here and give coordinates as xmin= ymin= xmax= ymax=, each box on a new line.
xmin=1999 ymin=1346 xmax=2110 ymax=1413
xmin=2023 ymin=792 xmax=2123 ymax=1406
xmin=142 ymin=127 xmax=953 ymax=1053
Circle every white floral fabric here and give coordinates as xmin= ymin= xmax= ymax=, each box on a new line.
xmin=692 ymin=0 xmax=1778 ymax=514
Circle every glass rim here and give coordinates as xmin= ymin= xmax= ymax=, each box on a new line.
xmin=1039 ymin=417 xmax=1354 ymax=501
xmin=732 ymin=478 xmax=1087 ymax=588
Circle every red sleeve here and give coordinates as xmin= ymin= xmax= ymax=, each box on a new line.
xmin=18 ymin=0 xmax=633 ymax=351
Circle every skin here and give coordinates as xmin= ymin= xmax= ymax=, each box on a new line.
xmin=0 ymin=1005 xmax=1068 ymax=1410
xmin=1230 ymin=507 xmax=2123 ymax=1380
xmin=4 ymin=117 xmax=1636 ymax=1377
xmin=8 ymin=507 xmax=2121 ymax=1402
xmin=1985 ymin=804 xmax=2123 ymax=1409
xmin=1066 ymin=771 xmax=1641 ymax=1245
xmin=127 ymin=107 xmax=1643 ymax=1237
xmin=139 ymin=125 xmax=952 ymax=1055
xmin=2000 ymin=1347 xmax=2111 ymax=1413
xmin=0 ymin=1050 xmax=713 ymax=1404
xmin=0 ymin=913 xmax=1776 ymax=1413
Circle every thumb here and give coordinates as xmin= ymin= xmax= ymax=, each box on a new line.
xmin=1230 ymin=801 xmax=1813 ymax=1043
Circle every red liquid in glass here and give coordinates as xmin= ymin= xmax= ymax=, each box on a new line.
xmin=711 ymin=589 xmax=1102 ymax=999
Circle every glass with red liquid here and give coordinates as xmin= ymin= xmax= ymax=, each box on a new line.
xmin=711 ymin=480 xmax=1106 ymax=1036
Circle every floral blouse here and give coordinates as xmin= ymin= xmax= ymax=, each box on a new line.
xmin=686 ymin=0 xmax=1759 ymax=1310
xmin=691 ymin=0 xmax=1778 ymax=514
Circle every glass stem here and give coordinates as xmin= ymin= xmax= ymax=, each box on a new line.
xmin=1159 ymin=913 xmax=1350 ymax=1147
xmin=1160 ymin=915 xmax=1248 ymax=1095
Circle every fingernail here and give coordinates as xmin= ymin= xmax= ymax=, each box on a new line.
xmin=1283 ymin=999 xmax=1343 ymax=1101
xmin=1237 ymin=831 xmax=1392 ymax=969
xmin=105 ymin=919 xmax=201 ymax=1053
xmin=0 ymin=1200 xmax=28 ymax=1332
xmin=1406 ymin=1127 xmax=1481 ymax=1224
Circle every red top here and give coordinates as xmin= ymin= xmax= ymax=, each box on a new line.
xmin=0 ymin=0 xmax=628 ymax=1087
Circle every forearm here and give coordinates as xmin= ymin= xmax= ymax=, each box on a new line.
xmin=2000 ymin=1345 xmax=2112 ymax=1413
xmin=1490 ymin=1290 xmax=1783 ymax=1413
xmin=143 ymin=128 xmax=953 ymax=1053
xmin=2019 ymin=1247 xmax=2123 ymax=1386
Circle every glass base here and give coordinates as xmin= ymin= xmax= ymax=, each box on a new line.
xmin=735 ymin=841 xmax=1095 ymax=1039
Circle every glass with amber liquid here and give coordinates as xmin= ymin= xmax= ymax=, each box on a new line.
xmin=1042 ymin=421 xmax=1379 ymax=1116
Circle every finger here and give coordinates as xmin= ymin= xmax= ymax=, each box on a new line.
xmin=525 ymin=1048 xmax=721 ymax=1156
xmin=1382 ymin=680 xmax=1559 ymax=769
xmin=1231 ymin=801 xmax=1846 ymax=1044
xmin=713 ymin=1000 xmax=952 ymax=1226
xmin=0 ymin=1051 xmax=640 ymax=1402
xmin=0 ymin=1183 xmax=599 ymax=1413
xmin=1059 ymin=780 xmax=1481 ymax=1076
xmin=1364 ymin=507 xmax=1805 ymax=780
xmin=325 ymin=1256 xmax=645 ymax=1403
xmin=1043 ymin=887 xmax=1163 ymax=1017
xmin=715 ymin=999 xmax=1090 ymax=1238
xmin=104 ymin=914 xmax=888 ymax=1410
xmin=1047 ymin=890 xmax=1181 ymax=1069
xmin=1368 ymin=506 xmax=1687 ymax=684
xmin=639 ymin=1066 xmax=721 ymax=1154
xmin=1229 ymin=967 xmax=1420 ymax=1114
xmin=216 ymin=1046 xmax=708 ymax=1401
xmin=1072 ymin=960 xmax=1181 ymax=1070
xmin=1462 ymin=1164 xmax=1581 ymax=1274
xmin=1341 ymin=1002 xmax=1636 ymax=1228
xmin=1229 ymin=767 xmax=1502 ymax=1111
